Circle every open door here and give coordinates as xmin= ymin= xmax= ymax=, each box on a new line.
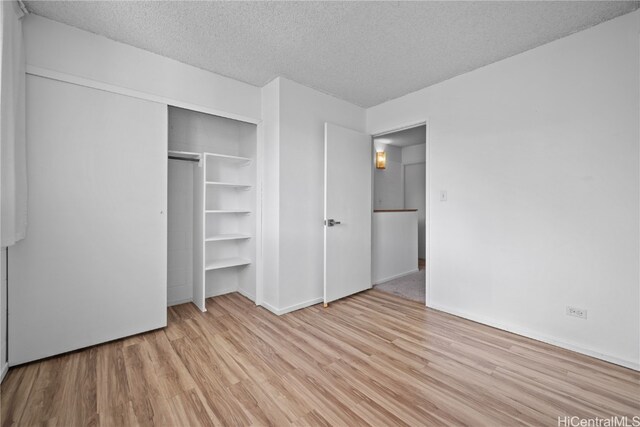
xmin=324 ymin=123 xmax=372 ymax=305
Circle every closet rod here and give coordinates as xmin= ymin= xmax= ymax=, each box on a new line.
xmin=168 ymin=156 xmax=200 ymax=163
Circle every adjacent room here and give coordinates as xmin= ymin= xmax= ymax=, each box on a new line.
xmin=372 ymin=125 xmax=427 ymax=303
xmin=1 ymin=1 xmax=639 ymax=426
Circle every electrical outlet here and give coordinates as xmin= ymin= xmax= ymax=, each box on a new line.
xmin=566 ymin=306 xmax=587 ymax=319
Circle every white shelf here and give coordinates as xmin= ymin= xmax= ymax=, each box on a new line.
xmin=205 ymin=209 xmax=251 ymax=214
xmin=205 ymin=152 xmax=251 ymax=163
xmin=205 ymin=234 xmax=251 ymax=242
xmin=205 ymin=257 xmax=251 ymax=271
xmin=206 ymin=181 xmax=252 ymax=189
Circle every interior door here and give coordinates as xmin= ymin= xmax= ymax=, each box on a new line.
xmin=324 ymin=123 xmax=372 ymax=304
xmin=9 ymin=75 xmax=167 ymax=364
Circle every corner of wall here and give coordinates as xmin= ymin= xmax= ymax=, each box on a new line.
xmin=260 ymin=78 xmax=281 ymax=308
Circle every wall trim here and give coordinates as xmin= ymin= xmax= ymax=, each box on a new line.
xmin=372 ymin=120 xmax=427 ymax=138
xmin=254 ymin=121 xmax=265 ymax=307
xmin=205 ymin=287 xmax=237 ymax=299
xmin=374 ymin=269 xmax=419 ymax=285
xmin=237 ymin=288 xmax=256 ymax=303
xmin=428 ymin=302 xmax=640 ymax=371
xmin=0 ymin=362 xmax=7 ymax=383
xmin=165 ymin=289 xmax=257 ymax=310
xmin=261 ymin=297 xmax=324 ymax=316
xmin=167 ymin=282 xmax=193 ymax=307
xmin=259 ymin=300 xmax=280 ymax=315
xmin=167 ymin=297 xmax=193 ymax=307
xmin=26 ymin=65 xmax=261 ymax=125
xmin=260 ymin=301 xmax=279 ymax=315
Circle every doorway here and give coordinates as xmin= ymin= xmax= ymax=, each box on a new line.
xmin=371 ymin=123 xmax=427 ymax=304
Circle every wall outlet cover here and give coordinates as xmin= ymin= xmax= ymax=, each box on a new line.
xmin=566 ymin=306 xmax=587 ymax=319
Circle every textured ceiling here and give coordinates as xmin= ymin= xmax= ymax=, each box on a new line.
xmin=24 ymin=1 xmax=639 ymax=107
xmin=375 ymin=125 xmax=426 ymax=148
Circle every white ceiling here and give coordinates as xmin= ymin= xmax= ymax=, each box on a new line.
xmin=375 ymin=125 xmax=426 ymax=148
xmin=24 ymin=1 xmax=639 ymax=108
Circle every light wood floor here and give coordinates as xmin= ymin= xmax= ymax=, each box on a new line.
xmin=2 ymin=290 xmax=639 ymax=426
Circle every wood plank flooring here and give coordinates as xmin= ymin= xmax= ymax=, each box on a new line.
xmin=2 ymin=290 xmax=639 ymax=426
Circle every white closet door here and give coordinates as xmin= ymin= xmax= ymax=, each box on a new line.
xmin=8 ymin=76 xmax=167 ymax=364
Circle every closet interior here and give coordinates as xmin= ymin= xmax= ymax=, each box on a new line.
xmin=167 ymin=106 xmax=257 ymax=311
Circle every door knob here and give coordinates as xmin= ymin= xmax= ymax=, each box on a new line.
xmin=326 ymin=219 xmax=341 ymax=227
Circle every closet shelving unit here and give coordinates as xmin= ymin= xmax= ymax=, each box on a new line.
xmin=193 ymin=151 xmax=254 ymax=310
xmin=168 ymin=106 xmax=258 ymax=312
xmin=168 ymin=149 xmax=255 ymax=311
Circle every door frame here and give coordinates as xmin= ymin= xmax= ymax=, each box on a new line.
xmin=371 ymin=119 xmax=430 ymax=306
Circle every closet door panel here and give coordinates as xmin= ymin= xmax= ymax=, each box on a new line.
xmin=9 ymin=76 xmax=167 ymax=364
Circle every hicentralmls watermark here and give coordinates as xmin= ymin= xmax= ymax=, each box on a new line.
xmin=558 ymin=416 xmax=640 ymax=427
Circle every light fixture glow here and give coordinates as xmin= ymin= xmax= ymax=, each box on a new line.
xmin=375 ymin=151 xmax=386 ymax=169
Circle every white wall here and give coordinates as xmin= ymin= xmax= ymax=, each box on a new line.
xmin=23 ymin=15 xmax=261 ymax=123
xmin=373 ymin=143 xmax=403 ymax=209
xmin=402 ymin=143 xmax=427 ymax=258
xmin=373 ymin=212 xmax=418 ymax=283
xmin=261 ymin=77 xmax=366 ymax=313
xmin=260 ymin=79 xmax=280 ymax=310
xmin=167 ymin=160 xmax=194 ymax=305
xmin=404 ymin=162 xmax=426 ymax=258
xmin=279 ymin=78 xmax=366 ymax=310
xmin=367 ymin=11 xmax=640 ymax=369
xmin=402 ymin=143 xmax=426 ymax=165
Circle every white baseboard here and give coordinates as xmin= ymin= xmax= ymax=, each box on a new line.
xmin=428 ymin=302 xmax=639 ymax=371
xmin=167 ymin=284 xmax=193 ymax=307
xmin=260 ymin=300 xmax=280 ymax=315
xmin=167 ymin=297 xmax=193 ymax=307
xmin=0 ymin=362 xmax=8 ymax=383
xmin=237 ymin=288 xmax=256 ymax=303
xmin=374 ymin=268 xmax=419 ymax=285
xmin=206 ymin=287 xmax=237 ymax=299
xmin=261 ymin=297 xmax=324 ymax=316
